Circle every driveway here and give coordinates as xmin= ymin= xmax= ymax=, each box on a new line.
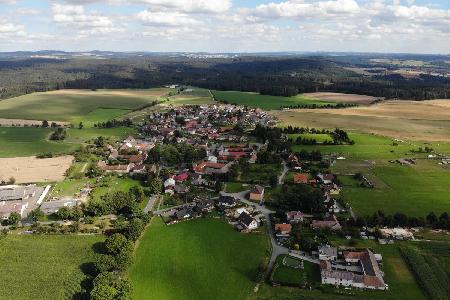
xmin=278 ymin=160 xmax=289 ymax=184
xmin=143 ymin=194 xmax=160 ymax=213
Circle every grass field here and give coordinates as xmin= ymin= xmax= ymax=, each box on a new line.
xmin=342 ymin=160 xmax=450 ymax=217
xmin=130 ymin=217 xmax=269 ymax=300
xmin=0 ymin=127 xmax=77 ymax=157
xmin=0 ymin=127 xmax=135 ymax=158
xmin=0 ymin=89 xmax=168 ymax=124
xmin=225 ymin=182 xmax=251 ymax=193
xmin=292 ymin=133 xmax=421 ymax=160
xmin=73 ymin=108 xmax=132 ymax=128
xmin=240 ymin=163 xmax=283 ymax=183
xmin=91 ymin=176 xmax=144 ymax=201
xmin=212 ymin=91 xmax=335 ymax=110
xmin=0 ymin=234 xmax=102 ymax=300
xmin=271 ymin=255 xmax=320 ymax=287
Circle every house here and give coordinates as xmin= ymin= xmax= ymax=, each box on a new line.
xmin=275 ymin=223 xmax=292 ymax=235
xmin=286 ymin=211 xmax=304 ymax=223
xmin=194 ymin=161 xmax=230 ymax=175
xmin=249 ymin=185 xmax=264 ymax=202
xmin=238 ymin=212 xmax=258 ymax=230
xmin=287 ymin=154 xmax=302 ymax=169
xmin=174 ymin=172 xmax=189 ymax=182
xmin=174 ymin=185 xmax=190 ymax=194
xmin=318 ymin=245 xmax=338 ymax=261
xmin=131 ymin=164 xmax=146 ymax=174
xmin=0 ymin=202 xmax=28 ymax=219
xmin=318 ymin=173 xmax=335 ymax=184
xmin=218 ymin=195 xmax=237 ymax=207
xmin=322 ymin=249 xmax=387 ymax=290
xmin=312 ymin=215 xmax=342 ymax=231
xmin=293 ymin=173 xmax=309 ymax=184
xmin=164 ymin=177 xmax=176 ymax=188
xmin=40 ymin=199 xmax=80 ymax=215
xmin=0 ymin=185 xmax=37 ymax=201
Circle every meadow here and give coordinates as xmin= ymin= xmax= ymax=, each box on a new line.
xmin=0 ymin=234 xmax=102 ymax=300
xmin=0 ymin=127 xmax=135 ymax=158
xmin=129 ymin=217 xmax=269 ymax=300
xmin=340 ymin=160 xmax=450 ymax=217
xmin=0 ymin=89 xmax=168 ymax=124
xmin=288 ymin=133 xmax=333 ymax=143
xmin=212 ymin=91 xmax=335 ymax=110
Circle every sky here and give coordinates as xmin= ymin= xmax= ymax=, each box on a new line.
xmin=0 ymin=0 xmax=449 ymax=54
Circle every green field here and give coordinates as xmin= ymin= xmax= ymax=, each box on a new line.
xmin=342 ymin=160 xmax=450 ymax=217
xmin=212 ymin=91 xmax=335 ymax=110
xmin=225 ymin=182 xmax=251 ymax=193
xmin=271 ymin=255 xmax=320 ymax=287
xmin=130 ymin=217 xmax=269 ymax=300
xmin=0 ymin=89 xmax=167 ymax=123
xmin=73 ymin=108 xmax=132 ymax=128
xmin=240 ymin=163 xmax=283 ymax=183
xmin=91 ymin=176 xmax=144 ymax=201
xmin=0 ymin=127 xmax=77 ymax=157
xmin=0 ymin=127 xmax=135 ymax=157
xmin=292 ymin=133 xmax=421 ymax=160
xmin=0 ymin=234 xmax=102 ymax=300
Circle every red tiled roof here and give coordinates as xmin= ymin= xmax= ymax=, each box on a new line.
xmin=294 ymin=173 xmax=309 ymax=184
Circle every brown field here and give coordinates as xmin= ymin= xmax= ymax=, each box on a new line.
xmin=0 ymin=155 xmax=74 ymax=184
xmin=272 ymin=100 xmax=450 ymax=141
xmin=47 ymin=88 xmax=170 ymax=97
xmin=0 ymin=118 xmax=69 ymax=127
xmin=304 ymin=92 xmax=381 ymax=105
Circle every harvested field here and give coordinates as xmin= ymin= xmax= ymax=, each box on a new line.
xmin=0 ymin=155 xmax=73 ymax=183
xmin=303 ymin=92 xmax=381 ymax=105
xmin=0 ymin=118 xmax=69 ymax=127
xmin=273 ymin=100 xmax=450 ymax=141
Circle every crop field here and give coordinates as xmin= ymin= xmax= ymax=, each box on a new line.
xmin=130 ymin=217 xmax=269 ymax=300
xmin=0 ymin=234 xmax=102 ymax=300
xmin=302 ymin=92 xmax=379 ymax=105
xmin=0 ymin=89 xmax=168 ymax=124
xmin=273 ymin=100 xmax=450 ymax=142
xmin=212 ymin=91 xmax=335 ymax=110
xmin=0 ymin=127 xmax=77 ymax=158
xmin=73 ymin=108 xmax=132 ymax=128
xmin=341 ymin=160 xmax=450 ymax=217
xmin=0 ymin=155 xmax=73 ymax=184
xmin=0 ymin=126 xmax=135 ymax=158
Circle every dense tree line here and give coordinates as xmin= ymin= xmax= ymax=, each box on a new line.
xmin=1 ymin=55 xmax=449 ymax=101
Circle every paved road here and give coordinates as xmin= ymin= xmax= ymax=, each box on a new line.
xmin=288 ymin=251 xmax=319 ymax=264
xmin=278 ymin=160 xmax=289 ymax=185
xmin=144 ymin=194 xmax=159 ymax=213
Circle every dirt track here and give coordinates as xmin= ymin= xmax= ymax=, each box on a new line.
xmin=0 ymin=155 xmax=74 ymax=183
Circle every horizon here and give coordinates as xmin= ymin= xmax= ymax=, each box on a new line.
xmin=1 ymin=0 xmax=450 ymax=54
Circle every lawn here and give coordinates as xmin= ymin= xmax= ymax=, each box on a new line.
xmin=0 ymin=234 xmax=103 ymax=300
xmin=271 ymin=255 xmax=320 ymax=287
xmin=240 ymin=163 xmax=283 ymax=183
xmin=226 ymin=182 xmax=251 ymax=193
xmin=212 ymin=91 xmax=335 ymax=110
xmin=129 ymin=217 xmax=269 ymax=300
xmin=0 ymin=127 xmax=77 ymax=157
xmin=343 ymin=160 xmax=450 ymax=217
xmin=49 ymin=177 xmax=94 ymax=198
xmin=0 ymin=89 xmax=167 ymax=124
xmin=91 ymin=176 xmax=144 ymax=201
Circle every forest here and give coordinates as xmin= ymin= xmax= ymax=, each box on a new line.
xmin=0 ymin=53 xmax=449 ymax=100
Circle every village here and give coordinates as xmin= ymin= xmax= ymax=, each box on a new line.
xmin=0 ymin=102 xmax=419 ymax=294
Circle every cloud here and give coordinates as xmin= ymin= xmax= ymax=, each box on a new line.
xmin=137 ymin=0 xmax=232 ymax=13
xmin=0 ymin=21 xmax=27 ymax=38
xmin=0 ymin=0 xmax=18 ymax=5
xmin=52 ymin=4 xmax=123 ymax=36
xmin=137 ymin=10 xmax=201 ymax=27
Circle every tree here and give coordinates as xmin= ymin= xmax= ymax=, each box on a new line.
xmin=7 ymin=212 xmax=21 ymax=226
xmin=55 ymin=206 xmax=72 ymax=220
xmin=78 ymin=122 xmax=84 ymax=129
xmin=42 ymin=120 xmax=49 ymax=128
xmin=8 ymin=177 xmax=15 ymax=184
xmin=426 ymin=212 xmax=438 ymax=225
xmin=28 ymin=207 xmax=44 ymax=222
xmin=86 ymin=163 xmax=103 ymax=178
xmin=90 ymin=272 xmax=132 ymax=300
xmin=129 ymin=186 xmax=145 ymax=203
xmin=105 ymin=233 xmax=133 ymax=256
xmin=93 ymin=254 xmax=117 ymax=274
xmin=123 ymin=218 xmax=144 ymax=241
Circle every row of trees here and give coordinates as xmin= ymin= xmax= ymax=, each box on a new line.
xmin=146 ymin=143 xmax=207 ymax=166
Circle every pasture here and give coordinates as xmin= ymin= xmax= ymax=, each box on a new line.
xmin=273 ymin=100 xmax=450 ymax=142
xmin=212 ymin=91 xmax=335 ymax=110
xmin=129 ymin=217 xmax=269 ymax=300
xmin=340 ymin=160 xmax=450 ymax=217
xmin=0 ymin=234 xmax=102 ymax=300
xmin=288 ymin=133 xmax=333 ymax=143
xmin=0 ymin=89 xmax=168 ymax=124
